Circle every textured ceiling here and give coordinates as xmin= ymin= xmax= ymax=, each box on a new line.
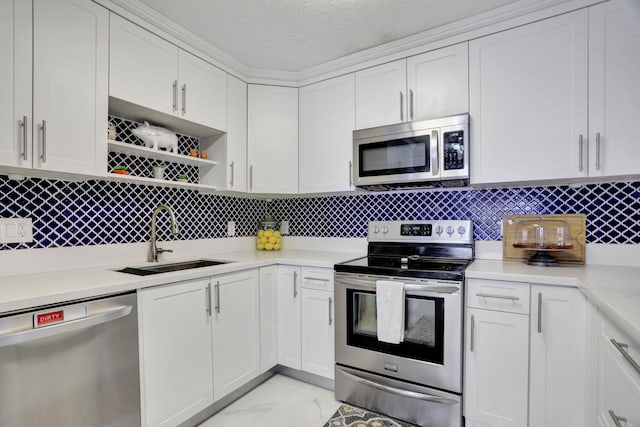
xmin=137 ymin=0 xmax=522 ymax=72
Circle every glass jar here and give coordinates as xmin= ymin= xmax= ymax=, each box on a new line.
xmin=256 ymin=214 xmax=281 ymax=251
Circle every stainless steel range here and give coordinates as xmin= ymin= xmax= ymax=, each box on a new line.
xmin=334 ymin=220 xmax=474 ymax=427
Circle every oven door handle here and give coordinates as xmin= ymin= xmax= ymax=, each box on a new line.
xmin=340 ymin=369 xmax=459 ymax=405
xmin=337 ymin=277 xmax=459 ymax=295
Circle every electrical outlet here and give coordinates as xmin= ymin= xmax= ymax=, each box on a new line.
xmin=227 ymin=221 xmax=236 ymax=237
xmin=0 ymin=218 xmax=33 ymax=243
xmin=280 ymin=220 xmax=289 ymax=235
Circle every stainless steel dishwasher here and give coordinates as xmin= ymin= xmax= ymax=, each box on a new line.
xmin=0 ymin=292 xmax=141 ymax=426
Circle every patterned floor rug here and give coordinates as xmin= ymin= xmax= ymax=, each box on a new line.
xmin=323 ymin=404 xmax=417 ymax=427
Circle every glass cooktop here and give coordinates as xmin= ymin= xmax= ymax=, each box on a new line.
xmin=335 ymin=255 xmax=472 ymax=281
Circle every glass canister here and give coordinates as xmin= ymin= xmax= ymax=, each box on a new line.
xmin=256 ymin=214 xmax=281 ymax=251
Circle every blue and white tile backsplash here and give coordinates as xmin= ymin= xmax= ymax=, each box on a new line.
xmin=0 ymin=175 xmax=638 ymax=250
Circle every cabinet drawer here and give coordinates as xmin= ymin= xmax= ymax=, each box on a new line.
xmin=300 ymin=267 xmax=334 ymax=292
xmin=597 ymin=332 xmax=640 ymax=426
xmin=467 ymin=279 xmax=530 ymax=314
xmin=601 ymin=314 xmax=640 ymax=372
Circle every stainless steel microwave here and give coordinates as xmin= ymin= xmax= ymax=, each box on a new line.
xmin=353 ymin=114 xmax=469 ymax=190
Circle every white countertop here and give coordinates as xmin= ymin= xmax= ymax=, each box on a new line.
xmin=0 ymin=249 xmax=361 ymax=314
xmin=466 ymin=259 xmax=640 ymax=344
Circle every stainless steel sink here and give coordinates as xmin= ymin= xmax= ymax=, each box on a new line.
xmin=117 ymin=259 xmax=230 ymax=276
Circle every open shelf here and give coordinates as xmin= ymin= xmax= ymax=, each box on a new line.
xmin=108 ymin=140 xmax=217 ymax=167
xmin=105 ymin=172 xmax=217 ymax=192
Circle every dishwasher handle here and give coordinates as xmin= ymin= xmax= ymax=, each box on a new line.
xmin=0 ymin=305 xmax=132 ymax=348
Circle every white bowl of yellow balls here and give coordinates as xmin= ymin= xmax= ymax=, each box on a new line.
xmin=257 ymin=228 xmax=281 ymax=251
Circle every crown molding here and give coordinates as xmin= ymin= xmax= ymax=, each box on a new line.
xmin=96 ymin=0 xmax=604 ymax=87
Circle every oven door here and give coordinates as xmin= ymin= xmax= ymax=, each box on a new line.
xmin=353 ymin=127 xmax=440 ymax=187
xmin=335 ymin=272 xmax=462 ymax=393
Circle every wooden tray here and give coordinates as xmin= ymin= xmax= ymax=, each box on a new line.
xmin=502 ymin=214 xmax=586 ymax=264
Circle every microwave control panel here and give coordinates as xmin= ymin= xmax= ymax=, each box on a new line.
xmin=443 ymin=130 xmax=465 ymax=170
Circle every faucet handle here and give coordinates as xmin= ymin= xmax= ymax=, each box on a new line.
xmin=156 ymin=247 xmax=173 ymax=255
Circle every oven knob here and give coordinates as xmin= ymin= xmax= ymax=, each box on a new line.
xmin=446 ymin=226 xmax=454 ymax=237
xmin=435 ymin=225 xmax=443 ymax=236
xmin=381 ymin=226 xmax=389 ymax=234
xmin=373 ymin=226 xmax=380 ymax=234
xmin=457 ymin=226 xmax=466 ymax=236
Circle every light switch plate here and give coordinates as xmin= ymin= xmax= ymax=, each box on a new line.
xmin=0 ymin=218 xmax=33 ymax=243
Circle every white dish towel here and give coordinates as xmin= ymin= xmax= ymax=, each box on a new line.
xmin=376 ymin=280 xmax=405 ymax=344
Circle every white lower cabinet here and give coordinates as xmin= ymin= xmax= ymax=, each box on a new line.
xmin=138 ymin=278 xmax=214 ymax=427
xmin=259 ymin=265 xmax=279 ymax=372
xmin=211 ymin=269 xmax=261 ymax=401
xmin=596 ymin=313 xmax=640 ymax=426
xmin=464 ymin=307 xmax=529 ymax=427
xmin=465 ymin=280 xmax=588 ymax=427
xmin=300 ymin=268 xmax=335 ymax=379
xmin=529 ymin=285 xmax=587 ymax=427
xmin=277 ymin=265 xmax=302 ymax=369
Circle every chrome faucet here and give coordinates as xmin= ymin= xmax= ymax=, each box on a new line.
xmin=149 ymin=204 xmax=179 ymax=262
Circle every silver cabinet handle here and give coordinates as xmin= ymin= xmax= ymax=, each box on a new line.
xmin=399 ymin=91 xmax=404 ymax=121
xmin=293 ymin=271 xmax=298 ymax=298
xmin=611 ymin=338 xmax=640 ymax=375
xmin=172 ymin=80 xmax=178 ymax=113
xmin=348 ymin=160 xmax=353 ymax=187
xmin=229 ymin=161 xmax=235 ymax=187
xmin=430 ymin=130 xmax=439 ymax=176
xmin=470 ymin=314 xmax=475 ymax=352
xmin=249 ymin=165 xmax=253 ymax=191
xmin=182 ymin=83 xmax=187 ymax=115
xmin=328 ymin=297 xmax=333 ymax=325
xmin=409 ymin=89 xmax=414 ymax=120
xmin=578 ymin=134 xmax=584 ymax=172
xmin=303 ymin=277 xmax=329 ymax=282
xmin=0 ymin=305 xmax=132 ymax=348
xmin=21 ymin=116 xmax=28 ymax=161
xmin=214 ymin=281 xmax=221 ymax=314
xmin=206 ymin=282 xmax=212 ymax=317
xmin=608 ymin=410 xmax=627 ymax=427
xmin=595 ymin=132 xmax=601 ymax=170
xmin=475 ymin=292 xmax=520 ymax=301
xmin=537 ymin=292 xmax=542 ymax=333
xmin=40 ymin=120 xmax=47 ymax=162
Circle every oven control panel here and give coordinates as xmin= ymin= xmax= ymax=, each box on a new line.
xmin=368 ymin=220 xmax=473 ymax=243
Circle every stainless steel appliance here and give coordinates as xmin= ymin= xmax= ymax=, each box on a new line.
xmin=353 ymin=114 xmax=469 ymax=190
xmin=0 ymin=292 xmax=141 ymax=426
xmin=334 ymin=220 xmax=474 ymax=427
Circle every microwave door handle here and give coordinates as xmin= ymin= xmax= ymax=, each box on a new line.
xmin=430 ymin=130 xmax=439 ymax=177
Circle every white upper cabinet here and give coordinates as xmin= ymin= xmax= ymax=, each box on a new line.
xmin=355 ymin=59 xmax=407 ymax=129
xmin=247 ymin=85 xmax=298 ymax=194
xmin=470 ymin=10 xmax=589 ymax=184
xmin=299 ymin=74 xmax=355 ymax=193
xmin=109 ymin=14 xmax=227 ymax=132
xmin=225 ymin=75 xmax=248 ymax=192
xmin=588 ymin=0 xmax=640 ymax=178
xmin=0 ymin=0 xmax=108 ymax=176
xmin=406 ymin=42 xmax=469 ymax=121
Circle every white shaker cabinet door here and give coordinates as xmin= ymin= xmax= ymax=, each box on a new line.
xmin=109 ymin=14 xmax=178 ymax=116
xmin=588 ymin=0 xmax=640 ymax=178
xmin=178 ymin=50 xmax=227 ymax=132
xmin=225 ymin=75 xmax=248 ymax=191
xmin=470 ymin=10 xmax=589 ymax=184
xmin=464 ymin=308 xmax=529 ymax=427
xmin=138 ymin=278 xmax=214 ymax=427
xmin=355 ymin=59 xmax=407 ymax=129
xmin=301 ymin=288 xmax=334 ymax=379
xmin=407 ymin=42 xmax=469 ymax=121
xmin=529 ymin=285 xmax=587 ymax=427
xmin=277 ymin=265 xmax=302 ymax=369
xmin=299 ymin=74 xmax=355 ymax=193
xmin=259 ymin=265 xmax=279 ymax=373
xmin=32 ymin=0 xmax=108 ymax=176
xmin=0 ymin=0 xmax=31 ymax=169
xmin=247 ymin=85 xmax=298 ymax=194
xmin=212 ymin=270 xmax=261 ymax=401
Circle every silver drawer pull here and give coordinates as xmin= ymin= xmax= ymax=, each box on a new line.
xmin=21 ymin=116 xmax=28 ymax=161
xmin=303 ymin=277 xmax=329 ymax=282
xmin=470 ymin=314 xmax=475 ymax=352
xmin=475 ymin=292 xmax=520 ymax=301
xmin=608 ymin=410 xmax=627 ymax=427
xmin=611 ymin=338 xmax=640 ymax=375
xmin=328 ymin=297 xmax=333 ymax=326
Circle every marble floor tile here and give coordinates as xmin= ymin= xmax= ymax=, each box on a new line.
xmin=200 ymin=374 xmax=341 ymax=427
